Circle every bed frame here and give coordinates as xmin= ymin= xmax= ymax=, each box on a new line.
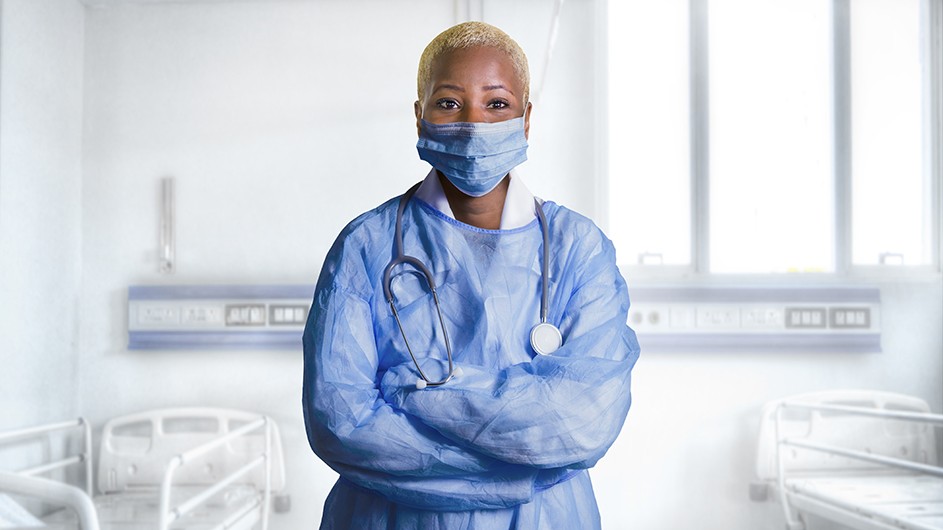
xmin=0 ymin=408 xmax=284 ymax=530
xmin=753 ymin=390 xmax=943 ymax=530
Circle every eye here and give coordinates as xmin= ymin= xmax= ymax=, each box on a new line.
xmin=487 ymin=99 xmax=510 ymax=109
xmin=435 ymin=98 xmax=461 ymax=110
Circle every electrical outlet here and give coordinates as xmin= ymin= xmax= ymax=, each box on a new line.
xmin=785 ymin=307 xmax=827 ymax=329
xmin=225 ymin=304 xmax=267 ymax=326
xmin=138 ymin=305 xmax=179 ymax=325
xmin=669 ymin=307 xmax=696 ymax=329
xmin=830 ymin=307 xmax=871 ymax=329
xmin=741 ymin=307 xmax=785 ymax=329
xmin=696 ymin=306 xmax=741 ymax=329
xmin=181 ymin=306 xmax=223 ymax=325
xmin=270 ymin=305 xmax=309 ymax=325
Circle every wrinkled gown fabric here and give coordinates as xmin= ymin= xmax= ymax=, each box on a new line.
xmin=303 ymin=192 xmax=640 ymax=530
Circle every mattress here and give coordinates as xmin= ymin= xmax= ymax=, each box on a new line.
xmin=787 ymin=474 xmax=943 ymax=530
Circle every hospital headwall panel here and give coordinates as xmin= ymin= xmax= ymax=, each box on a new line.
xmin=127 ymin=284 xmax=882 ymax=353
xmin=127 ymin=285 xmax=313 ymax=350
xmin=628 ymin=286 xmax=881 ymax=353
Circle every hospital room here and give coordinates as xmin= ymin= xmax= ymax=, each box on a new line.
xmin=1 ymin=0 xmax=941 ymax=528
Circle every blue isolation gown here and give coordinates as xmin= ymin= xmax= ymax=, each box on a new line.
xmin=302 ymin=189 xmax=640 ymax=529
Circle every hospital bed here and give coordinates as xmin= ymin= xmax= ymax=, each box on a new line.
xmin=752 ymin=390 xmax=943 ymax=530
xmin=0 ymin=408 xmax=285 ymax=530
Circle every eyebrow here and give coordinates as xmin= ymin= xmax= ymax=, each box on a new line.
xmin=431 ymin=83 xmax=515 ymax=95
xmin=432 ymin=83 xmax=465 ymax=93
xmin=482 ymin=84 xmax=513 ymax=94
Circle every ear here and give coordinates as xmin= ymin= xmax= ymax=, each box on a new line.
xmin=523 ymin=101 xmax=532 ymax=140
xmin=414 ymin=101 xmax=422 ymax=137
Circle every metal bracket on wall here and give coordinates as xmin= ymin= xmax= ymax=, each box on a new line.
xmin=160 ymin=176 xmax=175 ymax=274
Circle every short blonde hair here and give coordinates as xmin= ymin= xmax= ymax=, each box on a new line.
xmin=417 ymin=21 xmax=530 ymax=106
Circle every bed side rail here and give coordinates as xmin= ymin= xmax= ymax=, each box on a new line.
xmin=98 ymin=407 xmax=285 ymax=493
xmin=0 ymin=471 xmax=100 ymax=530
xmin=778 ymin=401 xmax=943 ymax=477
xmin=0 ymin=418 xmax=97 ymax=529
xmin=773 ymin=400 xmax=943 ymax=530
xmin=156 ymin=416 xmax=273 ymax=530
xmin=0 ymin=418 xmax=93 ymax=496
xmin=755 ymin=390 xmax=936 ymax=482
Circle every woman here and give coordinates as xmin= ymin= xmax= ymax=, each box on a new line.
xmin=303 ymin=21 xmax=639 ymax=529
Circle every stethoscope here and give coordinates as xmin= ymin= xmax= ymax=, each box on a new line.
xmin=383 ymin=182 xmax=563 ymax=389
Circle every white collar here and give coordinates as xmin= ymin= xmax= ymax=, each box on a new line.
xmin=414 ymin=169 xmax=537 ymax=230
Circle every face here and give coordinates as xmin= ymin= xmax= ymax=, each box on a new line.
xmin=415 ymin=46 xmax=531 ymax=139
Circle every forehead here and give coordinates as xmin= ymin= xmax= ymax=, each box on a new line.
xmin=428 ymin=46 xmax=522 ymax=91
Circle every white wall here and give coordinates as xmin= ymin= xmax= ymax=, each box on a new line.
xmin=78 ymin=1 xmax=598 ymax=528
xmin=0 ymin=0 xmax=939 ymax=529
xmin=595 ymin=281 xmax=943 ymax=529
xmin=0 ymin=0 xmax=84 ymax=445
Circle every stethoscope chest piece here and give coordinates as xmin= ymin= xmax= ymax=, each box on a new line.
xmin=530 ymin=322 xmax=562 ymax=356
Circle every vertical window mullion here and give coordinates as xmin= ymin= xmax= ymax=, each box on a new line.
xmin=833 ymin=0 xmax=853 ymax=274
xmin=690 ymin=0 xmax=711 ymax=274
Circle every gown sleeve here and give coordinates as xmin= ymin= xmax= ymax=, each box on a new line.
xmin=379 ymin=222 xmax=640 ymax=470
xmin=302 ymin=221 xmax=538 ymax=511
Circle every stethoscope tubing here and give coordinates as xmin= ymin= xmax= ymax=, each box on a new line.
xmin=534 ymin=196 xmax=550 ymax=324
xmin=385 ymin=181 xmax=556 ymax=387
xmin=384 ymin=183 xmax=456 ymax=387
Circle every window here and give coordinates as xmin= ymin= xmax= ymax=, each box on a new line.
xmin=850 ymin=0 xmax=933 ymax=266
xmin=708 ymin=0 xmax=834 ymax=273
xmin=608 ymin=0 xmax=691 ymax=267
xmin=607 ymin=0 xmax=942 ymax=276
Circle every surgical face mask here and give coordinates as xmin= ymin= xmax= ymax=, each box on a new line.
xmin=416 ymin=114 xmax=528 ymax=197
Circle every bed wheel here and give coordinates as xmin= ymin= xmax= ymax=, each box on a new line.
xmin=748 ymin=482 xmax=768 ymax=502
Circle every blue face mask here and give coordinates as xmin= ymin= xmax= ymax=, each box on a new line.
xmin=416 ymin=115 xmax=528 ymax=197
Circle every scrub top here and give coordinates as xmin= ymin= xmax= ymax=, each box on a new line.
xmin=302 ymin=172 xmax=640 ymax=529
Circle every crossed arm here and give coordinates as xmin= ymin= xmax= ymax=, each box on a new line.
xmin=302 ymin=231 xmax=639 ymax=510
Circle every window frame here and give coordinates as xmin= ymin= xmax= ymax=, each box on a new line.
xmin=599 ymin=0 xmax=943 ymax=283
